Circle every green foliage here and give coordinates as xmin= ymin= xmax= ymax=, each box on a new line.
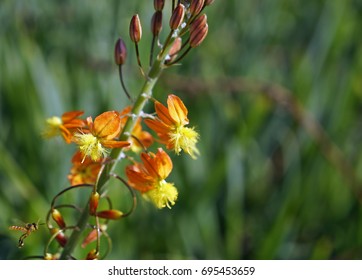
xmin=1 ymin=0 xmax=362 ymax=259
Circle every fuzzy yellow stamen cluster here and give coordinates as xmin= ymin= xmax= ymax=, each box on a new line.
xmin=74 ymin=133 xmax=107 ymax=162
xmin=42 ymin=116 xmax=62 ymax=138
xmin=144 ymin=180 xmax=178 ymax=209
xmin=170 ymin=126 xmax=199 ymax=159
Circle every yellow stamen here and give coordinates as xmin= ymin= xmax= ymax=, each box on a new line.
xmin=42 ymin=116 xmax=62 ymax=139
xmin=74 ymin=133 xmax=108 ymax=162
xmin=144 ymin=180 xmax=178 ymax=209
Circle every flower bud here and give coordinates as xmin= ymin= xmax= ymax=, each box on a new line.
xmin=204 ymin=0 xmax=214 ymax=6
xmin=89 ymin=191 xmax=100 ymax=215
xmin=130 ymin=14 xmax=142 ymax=43
xmin=190 ymin=14 xmax=207 ymax=34
xmin=154 ymin=0 xmax=165 ymax=11
xmin=97 ymin=209 xmax=123 ymax=220
xmin=166 ymin=37 xmax=182 ymax=63
xmin=114 ymin=38 xmax=127 ymax=65
xmin=169 ymin=4 xmax=185 ymax=30
xmin=50 ymin=228 xmax=68 ymax=247
xmin=151 ymin=11 xmax=163 ymax=36
xmin=86 ymin=249 xmax=99 ymax=260
xmin=81 ymin=225 xmax=107 ymax=248
xmin=190 ymin=0 xmax=205 ymax=16
xmin=82 ymin=229 xmax=97 ymax=248
xmin=44 ymin=253 xmax=57 ymax=260
xmin=51 ymin=209 xmax=66 ymax=229
xmin=190 ymin=23 xmax=208 ymax=48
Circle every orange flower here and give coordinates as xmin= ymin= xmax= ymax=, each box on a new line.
xmin=42 ymin=110 xmax=86 ymax=143
xmin=67 ymin=151 xmax=102 ymax=185
xmin=145 ymin=94 xmax=199 ymax=159
xmin=119 ymin=106 xmax=153 ymax=153
xmin=73 ymin=111 xmax=130 ymax=161
xmin=126 ymin=148 xmax=178 ymax=209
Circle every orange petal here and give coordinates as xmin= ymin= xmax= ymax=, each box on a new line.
xmin=144 ymin=118 xmax=170 ymax=136
xmin=154 ymin=148 xmax=173 ymax=179
xmin=59 ymin=125 xmax=73 ymax=144
xmin=167 ymin=94 xmax=189 ymax=126
xmin=155 ymin=101 xmax=175 ymax=126
xmin=141 ymin=152 xmax=160 ymax=179
xmin=126 ymin=167 xmax=155 ymax=193
xmin=64 ymin=119 xmax=86 ymax=129
xmin=101 ymin=139 xmax=130 ymax=148
xmin=93 ymin=111 xmax=121 ymax=139
xmin=61 ymin=110 xmax=84 ymax=123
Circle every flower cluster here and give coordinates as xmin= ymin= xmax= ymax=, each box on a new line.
xmin=43 ymin=95 xmax=199 ymax=193
xmin=38 ymin=0 xmax=213 ymax=260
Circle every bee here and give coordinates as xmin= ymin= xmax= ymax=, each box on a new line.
xmin=9 ymin=220 xmax=43 ymax=248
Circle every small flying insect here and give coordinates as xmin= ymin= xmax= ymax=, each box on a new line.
xmin=9 ymin=219 xmax=44 ymax=248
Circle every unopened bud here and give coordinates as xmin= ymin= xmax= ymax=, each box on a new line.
xmin=44 ymin=253 xmax=56 ymax=260
xmin=86 ymin=249 xmax=99 ymax=260
xmin=190 ymin=23 xmax=208 ymax=48
xmin=190 ymin=0 xmax=205 ymax=16
xmin=97 ymin=209 xmax=123 ymax=220
xmin=151 ymin=11 xmax=163 ymax=36
xmin=170 ymin=4 xmax=185 ymax=30
xmin=154 ymin=0 xmax=165 ymax=11
xmin=114 ymin=38 xmax=127 ymax=65
xmin=82 ymin=229 xmax=97 ymax=248
xmin=130 ymin=14 xmax=142 ymax=43
xmin=204 ymin=0 xmax=215 ymax=6
xmin=50 ymin=228 xmax=68 ymax=247
xmin=51 ymin=209 xmax=66 ymax=229
xmin=190 ymin=14 xmax=207 ymax=34
xmin=166 ymin=37 xmax=182 ymax=63
xmin=81 ymin=224 xmax=107 ymax=248
xmin=89 ymin=191 xmax=100 ymax=215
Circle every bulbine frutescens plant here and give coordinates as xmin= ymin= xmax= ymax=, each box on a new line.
xmin=37 ymin=0 xmax=213 ymax=260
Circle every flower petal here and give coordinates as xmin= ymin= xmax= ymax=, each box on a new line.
xmin=101 ymin=139 xmax=130 ymax=148
xmin=167 ymin=94 xmax=189 ymax=126
xmin=93 ymin=111 xmax=122 ymax=140
xmin=141 ymin=152 xmax=160 ymax=179
xmin=126 ymin=166 xmax=155 ymax=193
xmin=154 ymin=148 xmax=173 ymax=179
xmin=155 ymin=101 xmax=175 ymax=126
xmin=61 ymin=110 xmax=84 ymax=123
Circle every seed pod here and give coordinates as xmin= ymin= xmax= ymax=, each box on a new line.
xmin=130 ymin=14 xmax=142 ymax=43
xmin=89 ymin=191 xmax=100 ymax=215
xmin=169 ymin=4 xmax=185 ymax=30
xmin=114 ymin=38 xmax=127 ymax=65
xmin=151 ymin=11 xmax=163 ymax=36
xmin=51 ymin=209 xmax=66 ymax=229
xmin=190 ymin=23 xmax=208 ymax=48
xmin=190 ymin=0 xmax=205 ymax=16
xmin=154 ymin=0 xmax=165 ymax=11
xmin=97 ymin=209 xmax=124 ymax=220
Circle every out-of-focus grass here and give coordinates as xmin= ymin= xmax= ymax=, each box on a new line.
xmin=1 ymin=0 xmax=362 ymax=259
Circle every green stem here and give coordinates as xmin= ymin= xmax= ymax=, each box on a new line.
xmin=59 ymin=36 xmax=176 ymax=260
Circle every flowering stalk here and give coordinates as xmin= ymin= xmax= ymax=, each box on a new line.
xmin=36 ymin=1 xmax=213 ymax=259
xmin=59 ymin=31 xmax=179 ymax=260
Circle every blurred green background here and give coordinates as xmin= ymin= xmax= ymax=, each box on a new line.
xmin=1 ymin=0 xmax=362 ymax=259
